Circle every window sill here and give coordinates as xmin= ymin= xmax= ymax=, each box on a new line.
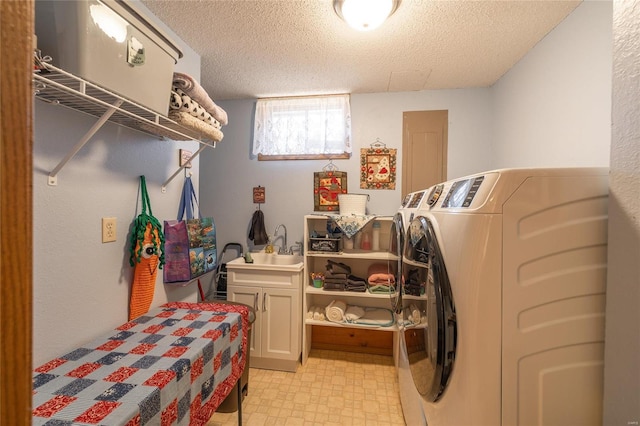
xmin=257 ymin=153 xmax=351 ymax=161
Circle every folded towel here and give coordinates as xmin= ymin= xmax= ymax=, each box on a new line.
xmin=404 ymin=283 xmax=423 ymax=296
xmin=327 ymin=260 xmax=351 ymax=275
xmin=356 ymin=308 xmax=394 ymax=327
xmin=325 ymin=300 xmax=347 ymax=323
xmin=347 ymin=274 xmax=366 ymax=284
xmin=368 ymin=273 xmax=395 ymax=285
xmin=324 ymin=272 xmax=348 ymax=280
xmin=173 ymin=72 xmax=228 ymax=125
xmin=323 ymin=282 xmax=345 ymax=291
xmin=367 ymin=263 xmax=396 ymax=285
xmin=345 ymin=274 xmax=367 ymax=292
xmin=368 ymin=284 xmax=392 ymax=294
xmin=168 ymin=111 xmax=224 ymax=142
xmin=344 ymin=305 xmax=365 ymax=321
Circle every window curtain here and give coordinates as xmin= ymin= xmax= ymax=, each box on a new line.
xmin=253 ymin=94 xmax=352 ymax=156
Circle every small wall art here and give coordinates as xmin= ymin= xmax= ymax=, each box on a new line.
xmin=360 ymin=140 xmax=397 ymax=190
xmin=314 ymin=161 xmax=347 ymax=212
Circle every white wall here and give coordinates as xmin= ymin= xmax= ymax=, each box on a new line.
xmin=603 ymin=1 xmax=640 ymax=423
xmin=492 ymin=0 xmax=612 ymax=168
xmin=32 ymin=0 xmax=617 ymax=378
xmin=199 ymin=88 xmax=493 ymax=268
xmin=32 ymin=4 xmax=202 ymax=366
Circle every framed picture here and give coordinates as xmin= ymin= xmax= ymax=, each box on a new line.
xmin=314 ymin=171 xmax=347 ymax=211
xmin=360 ymin=145 xmax=397 ymax=189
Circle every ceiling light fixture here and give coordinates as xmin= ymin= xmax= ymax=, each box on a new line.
xmin=334 ymin=0 xmax=400 ymax=32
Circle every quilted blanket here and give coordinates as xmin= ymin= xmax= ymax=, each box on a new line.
xmin=32 ymin=302 xmax=248 ymax=426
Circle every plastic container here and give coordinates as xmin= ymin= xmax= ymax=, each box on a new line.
xmin=354 ymin=232 xmax=362 ymax=249
xmin=35 ymin=0 xmax=183 ymax=115
xmin=361 ymin=231 xmax=371 ymax=250
xmin=338 ymin=194 xmax=369 ymax=215
xmin=372 ymin=221 xmax=381 ymax=251
xmin=343 ymin=235 xmax=354 ymax=250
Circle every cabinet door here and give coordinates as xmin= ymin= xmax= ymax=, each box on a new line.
xmin=227 ymin=285 xmax=261 ymax=358
xmin=262 ymin=288 xmax=300 ymax=362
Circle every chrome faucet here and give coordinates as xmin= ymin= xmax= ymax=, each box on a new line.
xmin=274 ymin=224 xmax=288 ymax=254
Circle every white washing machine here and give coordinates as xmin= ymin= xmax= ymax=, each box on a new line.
xmin=390 ymin=189 xmax=434 ymax=426
xmin=395 ymin=167 xmax=609 ymax=426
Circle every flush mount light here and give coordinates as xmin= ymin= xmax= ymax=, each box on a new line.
xmin=334 ymin=0 xmax=400 ymax=31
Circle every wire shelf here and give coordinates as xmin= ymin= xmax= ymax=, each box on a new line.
xmin=34 ymin=58 xmax=216 ymax=189
xmin=34 ymin=63 xmax=216 ymax=146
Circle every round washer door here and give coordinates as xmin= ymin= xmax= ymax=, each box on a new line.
xmin=403 ymin=215 xmax=457 ymax=402
xmin=389 ymin=212 xmax=405 ymax=314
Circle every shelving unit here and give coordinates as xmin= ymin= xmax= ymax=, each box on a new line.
xmin=302 ymin=214 xmax=398 ymax=363
xmin=34 ymin=60 xmax=215 ymax=190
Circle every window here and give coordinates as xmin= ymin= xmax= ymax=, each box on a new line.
xmin=253 ymin=94 xmax=352 ymax=160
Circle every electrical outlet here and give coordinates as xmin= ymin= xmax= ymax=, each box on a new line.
xmin=102 ymin=217 xmax=117 ymax=243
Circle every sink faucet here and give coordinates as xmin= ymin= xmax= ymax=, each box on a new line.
xmin=274 ymin=224 xmax=288 ymax=254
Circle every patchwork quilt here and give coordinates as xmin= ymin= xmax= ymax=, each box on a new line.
xmin=32 ymin=302 xmax=248 ymax=426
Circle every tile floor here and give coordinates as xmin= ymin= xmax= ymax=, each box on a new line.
xmin=207 ymin=349 xmax=406 ymax=426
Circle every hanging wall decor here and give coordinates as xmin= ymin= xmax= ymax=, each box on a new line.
xmin=314 ymin=160 xmax=347 ymax=211
xmin=360 ymin=139 xmax=397 ymax=189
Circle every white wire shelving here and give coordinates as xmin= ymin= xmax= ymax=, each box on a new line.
xmin=33 ymin=59 xmax=216 ymax=190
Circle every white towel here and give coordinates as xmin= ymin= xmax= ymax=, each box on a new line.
xmin=306 ymin=308 xmax=314 ymax=319
xmin=344 ymin=305 xmax=365 ymax=321
xmin=325 ymin=300 xmax=347 ymax=323
xmin=313 ymin=306 xmax=325 ymax=321
xmin=408 ymin=304 xmax=421 ymax=325
xmin=173 ymin=72 xmax=229 ymax=125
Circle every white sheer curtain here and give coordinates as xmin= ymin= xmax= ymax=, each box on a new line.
xmin=253 ymin=94 xmax=352 ymax=156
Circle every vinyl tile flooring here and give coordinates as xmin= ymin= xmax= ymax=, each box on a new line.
xmin=207 ymin=349 xmax=406 ymax=426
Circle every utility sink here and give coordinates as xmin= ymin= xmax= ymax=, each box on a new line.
xmin=227 ymin=252 xmax=304 ymax=272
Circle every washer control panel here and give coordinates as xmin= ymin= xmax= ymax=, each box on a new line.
xmin=442 ymin=176 xmax=485 ymax=208
xmin=405 ymin=191 xmax=426 ymax=209
xmin=426 ymin=184 xmax=444 ymax=207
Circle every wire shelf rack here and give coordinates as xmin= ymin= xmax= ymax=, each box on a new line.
xmin=34 ymin=58 xmax=216 ymax=189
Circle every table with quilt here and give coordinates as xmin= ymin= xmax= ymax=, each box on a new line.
xmin=32 ymin=302 xmax=249 ymax=426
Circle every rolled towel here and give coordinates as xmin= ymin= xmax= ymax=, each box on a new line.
xmin=312 ymin=306 xmax=326 ymax=321
xmin=306 ymin=308 xmax=314 ymax=319
xmin=168 ymin=111 xmax=224 ymax=142
xmin=344 ymin=305 xmax=365 ymax=321
xmin=325 ymin=300 xmax=347 ymax=323
xmin=408 ymin=304 xmax=421 ymax=325
xmin=173 ymin=72 xmax=228 ymax=125
xmin=171 ymin=88 xmax=222 ymax=129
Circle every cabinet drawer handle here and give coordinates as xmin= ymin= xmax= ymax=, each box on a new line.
xmin=254 ymin=293 xmax=258 ymax=311
xmin=263 ymin=293 xmax=267 ymax=311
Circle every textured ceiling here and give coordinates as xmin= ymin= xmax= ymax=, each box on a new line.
xmin=141 ymin=0 xmax=581 ymax=101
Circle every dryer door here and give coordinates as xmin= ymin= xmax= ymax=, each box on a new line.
xmin=403 ymin=215 xmax=457 ymax=402
xmin=389 ymin=212 xmax=405 ymax=314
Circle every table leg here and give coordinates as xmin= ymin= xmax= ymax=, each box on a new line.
xmin=236 ymin=377 xmax=243 ymax=425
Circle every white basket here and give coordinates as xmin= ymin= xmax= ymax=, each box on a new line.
xmin=338 ymin=194 xmax=369 ymax=215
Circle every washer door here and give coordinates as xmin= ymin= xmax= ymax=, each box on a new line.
xmin=389 ymin=212 xmax=405 ymax=314
xmin=403 ymin=215 xmax=456 ymax=402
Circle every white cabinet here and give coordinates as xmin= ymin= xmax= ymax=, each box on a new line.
xmin=302 ymin=215 xmax=397 ymax=364
xmin=227 ymin=266 xmax=302 ymax=372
